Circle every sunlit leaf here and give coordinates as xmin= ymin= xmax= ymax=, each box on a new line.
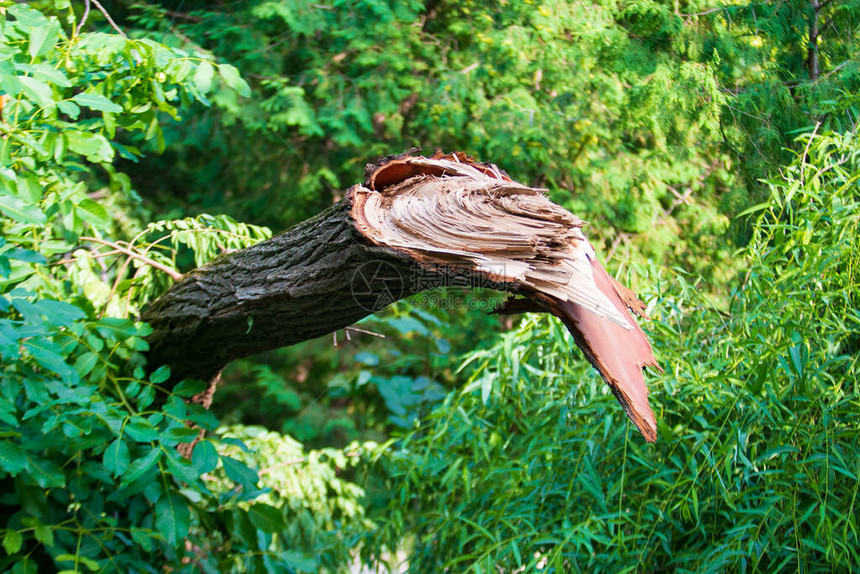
xmin=72 ymin=92 xmax=123 ymax=113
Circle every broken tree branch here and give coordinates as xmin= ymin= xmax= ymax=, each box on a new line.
xmin=143 ymin=151 xmax=662 ymax=441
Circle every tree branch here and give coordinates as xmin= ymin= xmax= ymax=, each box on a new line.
xmin=80 ymin=236 xmax=183 ymax=282
xmin=89 ymin=0 xmax=127 ymax=37
xmin=143 ymin=152 xmax=662 ymax=441
xmin=77 ymin=0 xmax=127 ymax=37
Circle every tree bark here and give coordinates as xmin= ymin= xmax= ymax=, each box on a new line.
xmin=143 ymin=151 xmax=662 ymax=441
xmin=808 ymin=0 xmax=821 ymax=81
xmin=142 ymin=200 xmax=471 ymax=382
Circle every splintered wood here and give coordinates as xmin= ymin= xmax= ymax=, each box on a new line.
xmin=351 ymin=152 xmax=662 ymax=441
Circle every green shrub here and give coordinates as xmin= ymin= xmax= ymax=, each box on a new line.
xmin=2 ymin=2 xmax=857 ymax=573
xmin=0 ymin=4 xmax=359 ymax=572
xmin=365 ymin=131 xmax=859 ymax=572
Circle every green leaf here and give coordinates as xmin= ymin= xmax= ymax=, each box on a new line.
xmin=73 ymin=352 xmax=99 ymax=378
xmin=164 ymin=449 xmax=199 ymax=483
xmin=19 ymin=76 xmax=54 ymax=107
xmin=75 ymin=198 xmax=111 ymax=228
xmin=0 ymin=195 xmax=46 ymax=224
xmin=5 ymin=247 xmax=46 ymax=264
xmin=124 ymin=418 xmax=160 ymax=442
xmin=164 ymin=395 xmax=187 ymax=419
xmin=280 ymin=551 xmax=318 ymax=572
xmin=164 ymin=427 xmax=200 ymax=443
xmin=218 ymin=64 xmax=251 ymax=97
xmin=57 ymin=100 xmax=80 ymax=119
xmin=34 ymin=525 xmax=54 ymax=547
xmin=221 ymin=456 xmax=258 ymax=489
xmin=72 ymin=92 xmax=123 ymax=113
xmin=16 ymin=174 xmax=42 ymax=202
xmin=66 ymin=131 xmax=113 ymax=162
xmin=103 ymin=438 xmax=130 ymax=476
xmin=173 ymin=379 xmax=207 ymax=397
xmin=28 ymin=20 xmax=59 ymax=59
xmin=480 ymin=372 xmax=492 ymax=404
xmin=8 ymin=4 xmax=48 ymax=31
xmin=120 ymin=447 xmax=161 ymax=486
xmin=24 ymin=454 xmax=65 ymax=488
xmin=35 ymin=299 xmax=86 ymax=324
xmin=194 ymin=60 xmax=214 ymax=94
xmin=248 ymin=503 xmax=286 ymax=533
xmin=0 ymin=440 xmax=26 ymax=474
xmin=354 ymin=352 xmax=379 ymax=366
xmin=23 ymin=339 xmax=78 ymax=384
xmin=191 ymin=440 xmax=218 ymax=474
xmin=138 ymin=385 xmax=156 ymax=409
xmin=155 ymin=491 xmax=190 ymax=546
xmin=186 ymin=405 xmax=218 ymax=432
xmin=31 ymin=63 xmax=70 ymax=88
xmin=150 ymin=365 xmax=171 ymax=384
xmin=92 ymin=317 xmax=139 ymax=340
xmin=130 ymin=529 xmax=155 ymax=552
xmin=57 ymin=554 xmax=100 ymax=571
xmin=235 ymin=509 xmax=257 ymax=546
xmin=2 ymin=530 xmax=22 ymax=555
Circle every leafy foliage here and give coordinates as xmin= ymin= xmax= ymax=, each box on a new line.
xmin=123 ymin=0 xmax=736 ymax=281
xmin=0 ymin=3 xmax=336 ymax=572
xmin=1 ymin=1 xmax=858 ymax=573
xmin=203 ymin=425 xmax=377 ymax=572
xmin=365 ymin=132 xmax=859 ymax=571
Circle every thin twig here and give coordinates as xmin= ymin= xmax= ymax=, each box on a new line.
xmin=76 ymin=0 xmax=91 ymax=36
xmin=821 ymin=60 xmax=851 ymax=81
xmin=168 ymin=25 xmax=196 ymax=46
xmin=53 ymin=249 xmax=124 ymax=265
xmin=606 ymin=231 xmax=631 ymax=262
xmin=683 ymin=6 xmax=730 ymax=17
xmin=656 ymin=185 xmax=695 ymax=224
xmin=345 ymin=326 xmax=386 ymax=338
xmin=460 ymin=62 xmax=480 ymax=74
xmin=88 ymin=0 xmax=127 ymax=37
xmin=165 ymin=10 xmax=201 ymax=22
xmin=80 ymin=236 xmax=183 ymax=281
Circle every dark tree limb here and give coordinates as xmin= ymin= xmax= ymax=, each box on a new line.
xmin=143 ymin=151 xmax=662 ymax=441
xmin=142 ymin=201 xmax=460 ymax=381
xmin=808 ymin=0 xmax=821 ymax=81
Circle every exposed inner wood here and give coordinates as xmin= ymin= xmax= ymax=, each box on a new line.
xmin=353 ymin=152 xmax=660 ymax=441
xmin=144 ymin=151 xmax=661 ymax=441
xmin=354 ymin=155 xmax=633 ymax=328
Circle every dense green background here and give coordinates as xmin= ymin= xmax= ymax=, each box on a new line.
xmin=0 ymin=0 xmax=858 ymax=572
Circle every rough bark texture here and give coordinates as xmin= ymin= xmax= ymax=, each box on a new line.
xmin=144 ymin=151 xmax=662 ymax=441
xmin=143 ymin=202 xmax=452 ymax=381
